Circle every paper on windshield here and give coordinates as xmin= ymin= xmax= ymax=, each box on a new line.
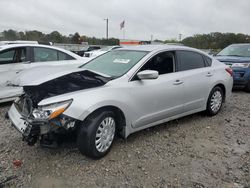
xmin=113 ymin=59 xmax=130 ymax=64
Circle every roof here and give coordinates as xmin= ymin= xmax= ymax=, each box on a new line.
xmin=230 ymin=43 xmax=250 ymax=46
xmin=116 ymin=44 xmax=212 ymax=58
xmin=0 ymin=40 xmax=38 ymax=45
xmin=0 ymin=43 xmax=82 ymax=59
xmin=0 ymin=43 xmax=54 ymax=50
xmin=117 ymin=44 xmax=192 ymax=52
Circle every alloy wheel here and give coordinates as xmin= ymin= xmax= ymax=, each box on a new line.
xmin=210 ymin=91 xmax=222 ymax=113
xmin=95 ymin=117 xmax=116 ymax=153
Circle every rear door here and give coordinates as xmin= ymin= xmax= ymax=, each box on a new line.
xmin=176 ymin=50 xmax=213 ymax=112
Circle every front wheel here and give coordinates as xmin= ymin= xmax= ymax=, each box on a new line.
xmin=206 ymin=87 xmax=224 ymax=116
xmin=77 ymin=111 xmax=116 ymax=159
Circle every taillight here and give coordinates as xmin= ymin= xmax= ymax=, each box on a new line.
xmin=225 ymin=67 xmax=233 ymax=77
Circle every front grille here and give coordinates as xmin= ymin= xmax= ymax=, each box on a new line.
xmin=15 ymin=95 xmax=33 ymax=117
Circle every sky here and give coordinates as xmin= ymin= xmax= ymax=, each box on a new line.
xmin=0 ymin=0 xmax=250 ymax=40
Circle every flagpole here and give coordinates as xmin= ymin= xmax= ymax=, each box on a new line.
xmin=123 ymin=27 xmax=125 ymax=39
xmin=120 ymin=20 xmax=125 ymax=40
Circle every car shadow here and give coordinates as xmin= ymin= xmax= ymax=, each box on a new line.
xmin=55 ymin=111 xmax=207 ymax=151
xmin=0 ymin=101 xmax=13 ymax=108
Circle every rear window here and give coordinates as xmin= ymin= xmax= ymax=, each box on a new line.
xmin=204 ymin=56 xmax=212 ymax=66
xmin=58 ymin=51 xmax=75 ymax=60
xmin=33 ymin=47 xmax=75 ymax=62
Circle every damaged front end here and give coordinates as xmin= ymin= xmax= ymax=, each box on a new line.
xmin=13 ymin=96 xmax=77 ymax=147
xmin=8 ymin=70 xmax=110 ymax=147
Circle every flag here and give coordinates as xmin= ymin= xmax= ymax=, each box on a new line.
xmin=120 ymin=20 xmax=125 ymax=30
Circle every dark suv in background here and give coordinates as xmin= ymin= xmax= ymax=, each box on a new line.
xmin=216 ymin=44 xmax=250 ymax=92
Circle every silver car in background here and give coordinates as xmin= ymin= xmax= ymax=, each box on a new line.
xmin=7 ymin=45 xmax=233 ymax=159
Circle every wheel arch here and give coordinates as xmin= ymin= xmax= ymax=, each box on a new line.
xmin=213 ymin=83 xmax=226 ymax=102
xmin=80 ymin=105 xmax=127 ymax=138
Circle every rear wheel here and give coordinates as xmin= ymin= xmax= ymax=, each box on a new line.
xmin=77 ymin=111 xmax=116 ymax=159
xmin=206 ymin=86 xmax=224 ymax=116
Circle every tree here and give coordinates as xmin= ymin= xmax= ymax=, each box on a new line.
xmin=45 ymin=31 xmax=63 ymax=43
xmin=182 ymin=32 xmax=250 ymax=49
xmin=2 ymin=29 xmax=18 ymax=40
xmin=71 ymin=32 xmax=81 ymax=44
xmin=25 ymin=30 xmax=44 ymax=41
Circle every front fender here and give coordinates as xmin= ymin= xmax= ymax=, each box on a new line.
xmin=78 ymin=100 xmax=132 ymax=125
xmin=56 ymin=89 xmax=134 ymax=128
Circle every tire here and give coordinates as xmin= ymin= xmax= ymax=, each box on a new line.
xmin=77 ymin=111 xmax=116 ymax=159
xmin=206 ymin=86 xmax=224 ymax=116
xmin=245 ymin=81 xmax=250 ymax=93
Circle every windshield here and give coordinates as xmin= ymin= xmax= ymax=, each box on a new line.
xmin=217 ymin=45 xmax=250 ymax=57
xmin=80 ymin=50 xmax=148 ymax=77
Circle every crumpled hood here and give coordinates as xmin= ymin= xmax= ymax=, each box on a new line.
xmin=21 ymin=69 xmax=110 ymax=106
xmin=216 ymin=56 xmax=250 ymax=64
xmin=8 ymin=66 xmax=84 ymax=86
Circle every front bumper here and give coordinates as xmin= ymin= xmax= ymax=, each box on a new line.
xmin=8 ymin=103 xmax=44 ymax=144
xmin=8 ymin=101 xmax=77 ymax=146
xmin=8 ymin=103 xmax=28 ymax=134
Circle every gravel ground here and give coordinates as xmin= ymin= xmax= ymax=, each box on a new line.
xmin=0 ymin=92 xmax=249 ymax=188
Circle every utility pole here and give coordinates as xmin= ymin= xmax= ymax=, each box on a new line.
xmin=179 ymin=34 xmax=182 ymax=42
xmin=104 ymin=18 xmax=109 ymax=39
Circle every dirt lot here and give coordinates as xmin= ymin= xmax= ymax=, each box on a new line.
xmin=0 ymin=92 xmax=249 ymax=188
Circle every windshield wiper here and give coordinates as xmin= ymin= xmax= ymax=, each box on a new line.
xmin=82 ymin=70 xmax=112 ymax=83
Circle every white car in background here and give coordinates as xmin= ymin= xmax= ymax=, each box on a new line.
xmin=84 ymin=46 xmax=121 ymax=58
xmin=0 ymin=43 xmax=89 ymax=102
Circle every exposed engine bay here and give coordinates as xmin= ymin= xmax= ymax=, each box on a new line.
xmin=12 ymin=70 xmax=110 ymax=147
xmin=23 ymin=70 xmax=110 ymax=107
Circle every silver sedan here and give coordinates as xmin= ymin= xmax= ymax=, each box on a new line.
xmin=7 ymin=45 xmax=233 ymax=159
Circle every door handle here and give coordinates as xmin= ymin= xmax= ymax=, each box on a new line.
xmin=173 ymin=80 xmax=183 ymax=85
xmin=206 ymin=72 xmax=213 ymax=77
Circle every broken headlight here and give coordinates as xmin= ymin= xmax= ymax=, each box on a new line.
xmin=32 ymin=99 xmax=73 ymax=120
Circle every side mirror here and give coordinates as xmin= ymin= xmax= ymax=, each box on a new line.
xmin=137 ymin=70 xmax=159 ymax=80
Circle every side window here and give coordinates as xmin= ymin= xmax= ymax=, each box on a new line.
xmin=33 ymin=47 xmax=57 ymax=62
xmin=204 ymin=56 xmax=212 ymax=66
xmin=0 ymin=47 xmax=26 ymax=64
xmin=177 ymin=51 xmax=206 ymax=71
xmin=139 ymin=51 xmax=175 ymax=75
xmin=58 ymin=51 xmax=75 ymax=60
xmin=0 ymin=49 xmax=15 ymax=64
